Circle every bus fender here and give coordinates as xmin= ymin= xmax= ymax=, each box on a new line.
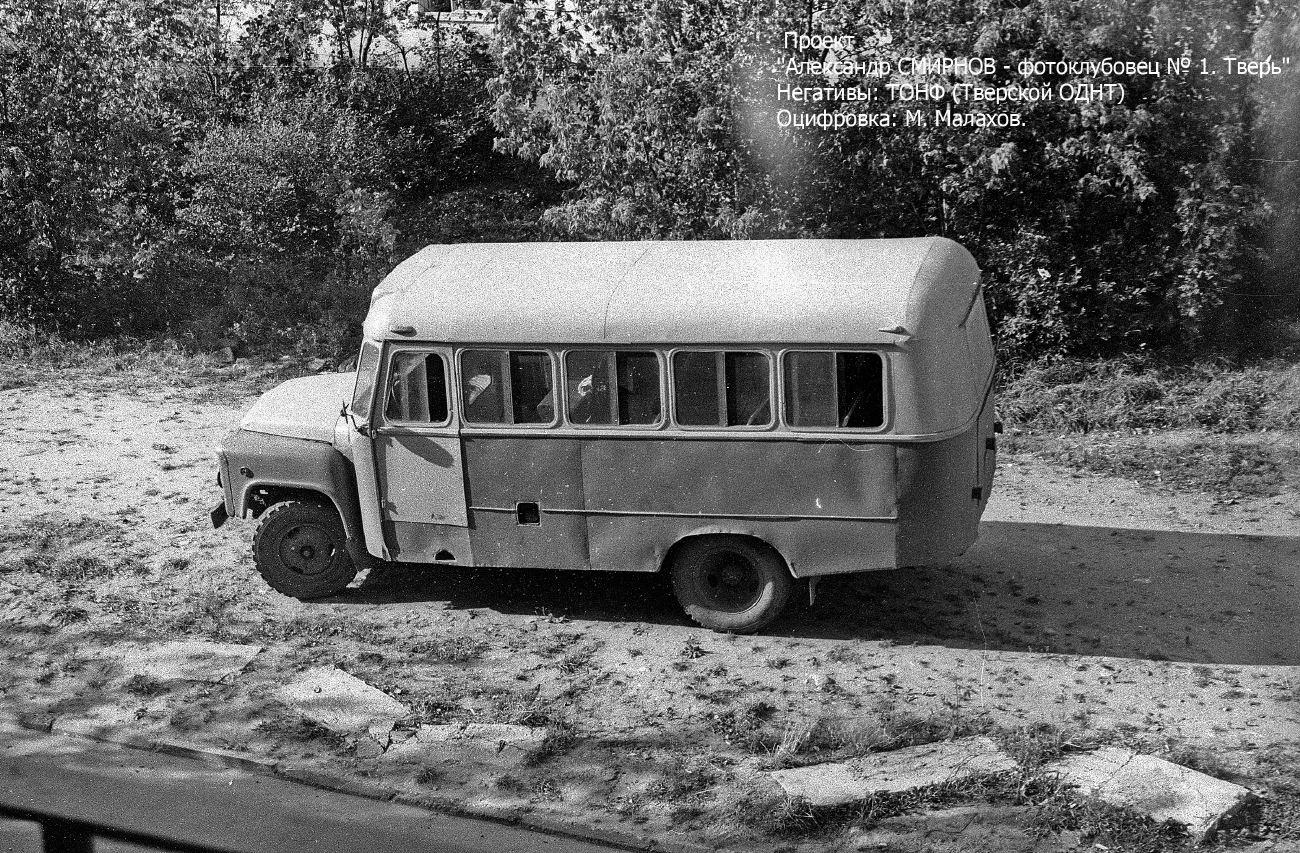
xmin=662 ymin=526 xmax=796 ymax=577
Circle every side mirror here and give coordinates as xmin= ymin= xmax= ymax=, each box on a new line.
xmin=342 ymin=404 xmax=372 ymax=437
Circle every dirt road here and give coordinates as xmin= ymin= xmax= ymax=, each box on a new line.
xmin=1 ymin=368 xmax=1297 ymax=851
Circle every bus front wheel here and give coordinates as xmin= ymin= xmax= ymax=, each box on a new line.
xmin=253 ymin=500 xmax=357 ymax=600
xmin=669 ymin=536 xmax=791 ymax=634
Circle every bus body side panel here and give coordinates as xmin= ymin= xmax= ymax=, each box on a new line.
xmin=582 ymin=439 xmax=897 ymax=576
xmin=461 ymin=435 xmax=591 ymax=569
xmin=586 ymin=516 xmax=896 ymax=577
xmin=581 ymin=439 xmax=895 ymax=518
xmin=894 ymin=428 xmax=982 ymax=568
xmin=386 ymin=521 xmax=473 ymax=564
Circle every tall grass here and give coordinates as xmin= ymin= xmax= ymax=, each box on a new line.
xmin=999 ymin=357 xmax=1300 ymax=434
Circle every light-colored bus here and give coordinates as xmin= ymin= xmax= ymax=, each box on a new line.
xmin=213 ymin=238 xmax=998 ymax=632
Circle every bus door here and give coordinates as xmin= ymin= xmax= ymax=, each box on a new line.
xmin=372 ymin=347 xmax=473 ymax=563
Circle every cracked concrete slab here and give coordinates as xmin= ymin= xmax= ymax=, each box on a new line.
xmin=380 ymin=723 xmax=549 ymax=768
xmin=275 ymin=667 xmax=410 ymax=734
xmin=769 ymin=736 xmax=1019 ymax=808
xmin=1046 ymin=747 xmax=1252 ymax=842
xmin=118 ymin=641 xmax=262 ymax=683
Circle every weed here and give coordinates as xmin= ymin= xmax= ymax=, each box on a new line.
xmin=408 ymin=637 xmax=485 ymax=664
xmin=405 ymin=694 xmax=456 ymax=725
xmin=1163 ymin=744 xmax=1234 ymax=780
xmin=493 ymin=773 xmax=528 ymax=793
xmin=825 ymin=644 xmax=863 ymax=665
xmin=535 ymin=631 xmax=584 ymax=657
xmin=51 ymin=605 xmax=89 ymax=626
xmin=1025 ymin=789 xmax=1185 ymax=850
xmin=525 ymin=719 xmax=577 ymax=766
xmin=415 ymin=767 xmax=442 ymax=786
xmin=556 ymin=643 xmax=600 ymax=674
xmin=124 ymin=674 xmax=168 ymax=697
xmin=256 ymin=715 xmax=344 ymax=746
xmin=764 ymin=795 xmax=819 ymax=836
xmin=997 ymin=722 xmax=1087 ymax=771
xmin=704 ymin=700 xmax=778 ymax=751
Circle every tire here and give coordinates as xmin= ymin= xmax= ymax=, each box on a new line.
xmin=669 ymin=536 xmax=792 ymax=634
xmin=252 ymin=500 xmax=357 ymax=599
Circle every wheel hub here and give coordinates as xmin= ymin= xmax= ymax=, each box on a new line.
xmin=702 ymin=555 xmax=761 ymax=611
xmin=280 ymin=524 xmax=334 ymax=576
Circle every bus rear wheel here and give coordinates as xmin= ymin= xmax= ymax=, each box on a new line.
xmin=669 ymin=536 xmax=791 ymax=634
xmin=253 ymin=500 xmax=357 ymax=600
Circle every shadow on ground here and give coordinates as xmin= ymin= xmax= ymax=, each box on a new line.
xmin=335 ymin=521 xmax=1300 ymax=667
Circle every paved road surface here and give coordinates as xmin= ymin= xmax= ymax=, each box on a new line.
xmin=0 ymin=725 xmax=620 ymax=853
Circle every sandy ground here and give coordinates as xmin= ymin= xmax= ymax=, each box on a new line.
xmin=1 ymin=367 xmax=1297 ymax=851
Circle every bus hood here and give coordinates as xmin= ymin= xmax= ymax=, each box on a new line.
xmin=240 ymin=372 xmax=355 ymax=443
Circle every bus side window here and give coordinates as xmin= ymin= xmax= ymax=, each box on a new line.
xmin=784 ymin=351 xmax=884 ymax=429
xmin=460 ymin=349 xmax=554 ymax=425
xmin=724 ymin=352 xmax=770 ymax=426
xmin=616 ymin=352 xmax=660 ymax=425
xmin=837 ymin=352 xmax=884 ymax=428
xmin=565 ymin=351 xmax=614 ymax=424
xmin=510 ymin=351 xmax=554 ymax=424
xmin=566 ymin=351 xmax=661 ymax=426
xmin=673 ymin=351 xmax=770 ymax=427
xmin=461 ymin=349 xmax=507 ymax=424
xmin=386 ymin=352 xmax=449 ymax=423
xmin=784 ymin=352 xmax=836 ymax=427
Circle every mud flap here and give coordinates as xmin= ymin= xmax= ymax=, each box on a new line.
xmin=210 ymin=500 xmax=229 ymax=529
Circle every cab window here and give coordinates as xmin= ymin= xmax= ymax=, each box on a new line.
xmin=385 ymin=352 xmax=449 ymax=424
xmin=564 ymin=351 xmax=661 ymax=426
xmin=460 ymin=349 xmax=555 ymax=425
xmin=784 ymin=351 xmax=884 ymax=429
xmin=672 ymin=351 xmax=771 ymax=427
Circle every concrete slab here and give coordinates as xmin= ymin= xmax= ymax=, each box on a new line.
xmin=1046 ymin=747 xmax=1252 ymax=842
xmin=769 ymin=737 xmax=1018 ymax=808
xmin=381 ymin=722 xmax=549 ymax=768
xmin=275 ymin=667 xmax=410 ymax=734
xmin=118 ymin=641 xmax=261 ymax=683
xmin=415 ymin=722 xmax=547 ymax=748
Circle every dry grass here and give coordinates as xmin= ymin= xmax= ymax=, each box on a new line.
xmin=1000 ymin=358 xmax=1300 ymax=434
xmin=1000 ymin=358 xmax=1300 ymax=496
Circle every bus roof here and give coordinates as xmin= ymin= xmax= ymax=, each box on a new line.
xmin=363 ymin=237 xmax=981 ymax=345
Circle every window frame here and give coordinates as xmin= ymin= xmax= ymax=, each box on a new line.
xmin=349 ymin=340 xmax=383 ymax=424
xmin=455 ymin=347 xmax=558 ymax=429
xmin=667 ymin=347 xmax=776 ymax=431
xmin=778 ymin=348 xmax=890 ymax=433
xmin=378 ymin=346 xmax=454 ymax=429
xmin=561 ymin=348 xmax=666 ymax=430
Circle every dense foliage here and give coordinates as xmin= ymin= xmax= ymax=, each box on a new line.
xmin=0 ymin=0 xmax=1296 ymax=359
xmin=0 ymin=0 xmax=504 ymax=350
xmin=492 ymin=0 xmax=1300 ymax=358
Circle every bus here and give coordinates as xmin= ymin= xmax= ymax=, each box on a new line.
xmin=213 ymin=238 xmax=998 ymax=633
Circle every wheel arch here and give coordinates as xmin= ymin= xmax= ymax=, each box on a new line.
xmin=660 ymin=527 xmax=794 ymax=577
xmin=221 ymin=429 xmax=365 ymax=550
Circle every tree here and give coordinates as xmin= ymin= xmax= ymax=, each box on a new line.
xmin=0 ymin=0 xmax=209 ymax=330
xmin=490 ymin=0 xmax=1297 ymax=358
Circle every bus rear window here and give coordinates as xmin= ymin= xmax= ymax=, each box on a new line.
xmin=461 ymin=349 xmax=554 ymax=425
xmin=784 ymin=351 xmax=884 ymax=429
xmin=673 ymin=351 xmax=771 ymax=427
xmin=565 ymin=351 xmax=661 ymax=426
